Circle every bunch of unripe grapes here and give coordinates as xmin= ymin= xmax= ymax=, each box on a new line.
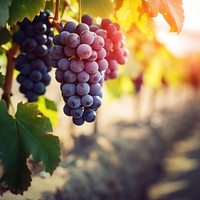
xmin=13 ymin=11 xmax=53 ymax=102
xmin=49 ymin=14 xmax=128 ymax=125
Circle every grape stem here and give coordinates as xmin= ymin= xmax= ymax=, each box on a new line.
xmin=54 ymin=0 xmax=60 ymax=21
xmin=2 ymin=43 xmax=19 ymax=109
xmin=78 ymin=0 xmax=81 ymax=23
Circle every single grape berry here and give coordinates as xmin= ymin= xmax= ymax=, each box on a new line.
xmin=13 ymin=10 xmax=54 ymax=102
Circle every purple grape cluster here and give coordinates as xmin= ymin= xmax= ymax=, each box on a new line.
xmin=13 ymin=11 xmax=53 ymax=102
xmin=50 ymin=21 xmax=107 ymax=125
xmin=82 ymin=14 xmax=128 ymax=80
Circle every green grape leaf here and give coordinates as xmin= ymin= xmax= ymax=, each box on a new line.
xmin=0 ymin=28 xmax=11 ymax=45
xmin=8 ymin=0 xmax=46 ymax=26
xmin=37 ymin=97 xmax=58 ymax=127
xmin=0 ymin=0 xmax=12 ymax=27
xmin=0 ymin=100 xmax=60 ymax=194
xmin=0 ymin=71 xmax=5 ymax=87
xmin=82 ymin=0 xmax=115 ymax=18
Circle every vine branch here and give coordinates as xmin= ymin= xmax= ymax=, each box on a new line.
xmin=2 ymin=43 xmax=19 ymax=110
xmin=78 ymin=0 xmax=81 ymax=23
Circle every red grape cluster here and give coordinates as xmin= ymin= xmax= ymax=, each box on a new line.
xmin=82 ymin=14 xmax=128 ymax=80
xmin=13 ymin=11 xmax=53 ymax=102
xmin=50 ymin=21 xmax=107 ymax=125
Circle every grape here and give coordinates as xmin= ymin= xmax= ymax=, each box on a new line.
xmin=49 ymin=45 xmax=64 ymax=60
xmin=89 ymin=83 xmax=101 ymax=95
xmin=63 ymin=70 xmax=77 ymax=83
xmin=89 ymin=71 xmax=102 ymax=83
xmin=101 ymin=18 xmax=112 ymax=29
xmin=20 ymin=64 xmax=31 ymax=75
xmin=34 ymin=22 xmax=47 ymax=34
xmin=72 ymin=117 xmax=85 ymax=126
xmin=81 ymin=14 xmax=93 ymax=26
xmin=62 ymin=21 xmax=77 ymax=33
xmin=81 ymin=95 xmax=93 ymax=107
xmin=58 ymin=58 xmax=70 ymax=71
xmin=13 ymin=10 xmax=54 ymax=102
xmin=35 ymin=34 xmax=47 ymax=45
xmin=25 ymin=25 xmax=35 ymax=37
xmin=64 ymin=46 xmax=76 ymax=57
xmin=76 ymin=83 xmax=90 ymax=96
xmin=25 ymin=91 xmax=38 ymax=102
xmin=30 ymin=70 xmax=43 ymax=81
xmin=22 ymin=79 xmax=34 ymax=90
xmin=91 ymin=35 xmax=105 ymax=50
xmin=50 ymin=19 xmax=106 ymax=125
xmin=76 ymin=23 xmax=89 ymax=35
xmin=59 ymin=31 xmax=70 ymax=45
xmin=66 ymin=33 xmax=80 ymax=48
xmin=77 ymin=44 xmax=92 ymax=59
xmin=80 ymin=30 xmax=94 ymax=45
xmin=35 ymin=45 xmax=48 ymax=57
xmin=67 ymin=95 xmax=81 ymax=108
xmin=33 ymin=82 xmax=46 ymax=94
xmin=63 ymin=104 xmax=71 ymax=116
xmin=85 ymin=61 xmax=98 ymax=74
xmin=77 ymin=71 xmax=90 ymax=82
xmin=62 ymin=83 xmax=76 ymax=97
xmin=70 ymin=107 xmax=83 ymax=118
xmin=97 ymin=59 xmax=108 ymax=71
xmin=70 ymin=58 xmax=84 ymax=73
xmin=90 ymin=95 xmax=102 ymax=110
xmin=83 ymin=109 xmax=96 ymax=122
xmin=22 ymin=38 xmax=37 ymax=52
xmin=55 ymin=69 xmax=64 ymax=83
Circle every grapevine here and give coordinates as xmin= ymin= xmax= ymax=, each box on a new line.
xmin=0 ymin=0 xmax=184 ymax=196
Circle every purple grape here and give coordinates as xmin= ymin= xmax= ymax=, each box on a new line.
xmin=58 ymin=58 xmax=70 ymax=71
xmin=70 ymin=107 xmax=83 ymax=118
xmin=89 ymin=71 xmax=102 ymax=83
xmin=81 ymin=95 xmax=93 ymax=107
xmin=29 ymin=70 xmax=43 ymax=81
xmin=91 ymin=35 xmax=105 ymax=50
xmin=64 ymin=46 xmax=76 ymax=57
xmin=62 ymin=83 xmax=76 ymax=97
xmin=76 ymin=23 xmax=89 ymax=35
xmin=67 ymin=95 xmax=81 ymax=108
xmin=83 ymin=108 xmax=96 ymax=122
xmin=63 ymin=70 xmax=77 ymax=83
xmin=77 ymin=70 xmax=90 ymax=82
xmin=66 ymin=33 xmax=80 ymax=48
xmin=49 ymin=45 xmax=64 ymax=60
xmin=80 ymin=30 xmax=94 ymax=45
xmin=70 ymin=58 xmax=84 ymax=73
xmin=76 ymin=83 xmax=90 ymax=96
xmin=84 ymin=61 xmax=99 ymax=74
xmin=89 ymin=83 xmax=101 ymax=95
xmin=77 ymin=44 xmax=92 ymax=59
xmin=90 ymin=95 xmax=102 ymax=110
xmin=81 ymin=14 xmax=93 ymax=26
xmin=59 ymin=31 xmax=70 ymax=45
xmin=72 ymin=116 xmax=85 ymax=126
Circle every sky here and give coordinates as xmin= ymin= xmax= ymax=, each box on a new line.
xmin=153 ymin=1 xmax=200 ymax=57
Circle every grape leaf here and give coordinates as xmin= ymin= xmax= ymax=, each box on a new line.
xmin=115 ymin=0 xmax=144 ymax=31
xmin=37 ymin=97 xmax=58 ymax=127
xmin=82 ymin=0 xmax=115 ymax=18
xmin=147 ymin=0 xmax=184 ymax=33
xmin=0 ymin=100 xmax=60 ymax=194
xmin=0 ymin=28 xmax=11 ymax=45
xmin=0 ymin=0 xmax=12 ymax=27
xmin=8 ymin=0 xmax=46 ymax=26
xmin=0 ymin=71 xmax=4 ymax=88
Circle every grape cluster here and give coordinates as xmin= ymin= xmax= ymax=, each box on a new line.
xmin=50 ymin=21 xmax=107 ymax=125
xmin=13 ymin=11 xmax=53 ymax=102
xmin=82 ymin=14 xmax=128 ymax=80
